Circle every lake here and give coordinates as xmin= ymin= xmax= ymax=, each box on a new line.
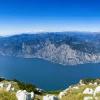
xmin=0 ymin=56 xmax=100 ymax=90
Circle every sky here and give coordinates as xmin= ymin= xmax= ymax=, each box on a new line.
xmin=0 ymin=0 xmax=100 ymax=35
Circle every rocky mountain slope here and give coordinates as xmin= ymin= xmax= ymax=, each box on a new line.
xmin=0 ymin=32 xmax=100 ymax=65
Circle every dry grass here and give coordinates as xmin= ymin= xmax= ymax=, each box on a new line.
xmin=60 ymin=85 xmax=99 ymax=100
xmin=34 ymin=94 xmax=43 ymax=100
xmin=0 ymin=89 xmax=17 ymax=100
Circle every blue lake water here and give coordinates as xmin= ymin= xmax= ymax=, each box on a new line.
xmin=0 ymin=56 xmax=100 ymax=90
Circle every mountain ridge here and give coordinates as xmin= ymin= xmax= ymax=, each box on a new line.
xmin=0 ymin=32 xmax=100 ymax=65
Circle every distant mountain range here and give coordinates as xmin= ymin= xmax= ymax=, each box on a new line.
xmin=0 ymin=32 xmax=100 ymax=65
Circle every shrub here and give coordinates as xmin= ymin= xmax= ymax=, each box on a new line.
xmin=12 ymin=79 xmax=43 ymax=94
xmin=82 ymin=78 xmax=96 ymax=84
xmin=13 ymin=79 xmax=36 ymax=92
xmin=0 ymin=77 xmax=5 ymax=82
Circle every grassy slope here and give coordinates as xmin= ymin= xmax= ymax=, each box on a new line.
xmin=0 ymin=89 xmax=17 ymax=100
xmin=1 ymin=78 xmax=100 ymax=100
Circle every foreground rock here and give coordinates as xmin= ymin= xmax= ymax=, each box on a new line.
xmin=0 ymin=80 xmax=36 ymax=100
xmin=43 ymin=95 xmax=59 ymax=100
xmin=16 ymin=90 xmax=34 ymax=100
xmin=83 ymin=88 xmax=94 ymax=95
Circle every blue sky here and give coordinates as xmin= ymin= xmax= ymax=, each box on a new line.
xmin=0 ymin=0 xmax=100 ymax=35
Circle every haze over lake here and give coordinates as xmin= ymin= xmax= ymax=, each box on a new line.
xmin=0 ymin=55 xmax=100 ymax=90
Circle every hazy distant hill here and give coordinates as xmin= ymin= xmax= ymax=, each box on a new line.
xmin=0 ymin=32 xmax=100 ymax=65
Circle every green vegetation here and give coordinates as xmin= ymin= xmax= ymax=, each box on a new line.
xmin=13 ymin=79 xmax=36 ymax=92
xmin=82 ymin=78 xmax=100 ymax=84
xmin=82 ymin=78 xmax=96 ymax=84
xmin=12 ymin=79 xmax=42 ymax=95
xmin=0 ymin=77 xmax=5 ymax=82
xmin=62 ymin=93 xmax=84 ymax=100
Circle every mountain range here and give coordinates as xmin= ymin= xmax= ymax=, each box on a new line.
xmin=0 ymin=32 xmax=100 ymax=65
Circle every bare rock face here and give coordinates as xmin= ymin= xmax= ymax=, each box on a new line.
xmin=0 ymin=32 xmax=100 ymax=65
xmin=35 ymin=42 xmax=100 ymax=65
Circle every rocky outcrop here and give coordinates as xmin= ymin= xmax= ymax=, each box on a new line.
xmin=43 ymin=95 xmax=59 ymax=100
xmin=16 ymin=90 xmax=34 ymax=100
xmin=58 ymin=79 xmax=100 ymax=100
xmin=83 ymin=88 xmax=94 ymax=95
xmin=35 ymin=43 xmax=100 ymax=65
xmin=0 ymin=81 xmax=35 ymax=100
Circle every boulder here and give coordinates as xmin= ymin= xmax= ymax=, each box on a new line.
xmin=11 ymin=87 xmax=15 ymax=91
xmin=94 ymin=86 xmax=100 ymax=96
xmin=72 ymin=86 xmax=79 ymax=89
xmin=43 ymin=95 xmax=58 ymax=100
xmin=0 ymin=83 xmax=4 ymax=88
xmin=89 ymin=83 xmax=93 ymax=86
xmin=94 ymin=82 xmax=98 ymax=86
xmin=36 ymin=88 xmax=44 ymax=93
xmin=30 ymin=92 xmax=34 ymax=99
xmin=16 ymin=90 xmax=34 ymax=100
xmin=79 ymin=80 xmax=85 ymax=86
xmin=83 ymin=88 xmax=94 ymax=95
xmin=58 ymin=91 xmax=66 ymax=99
xmin=6 ymin=84 xmax=12 ymax=92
